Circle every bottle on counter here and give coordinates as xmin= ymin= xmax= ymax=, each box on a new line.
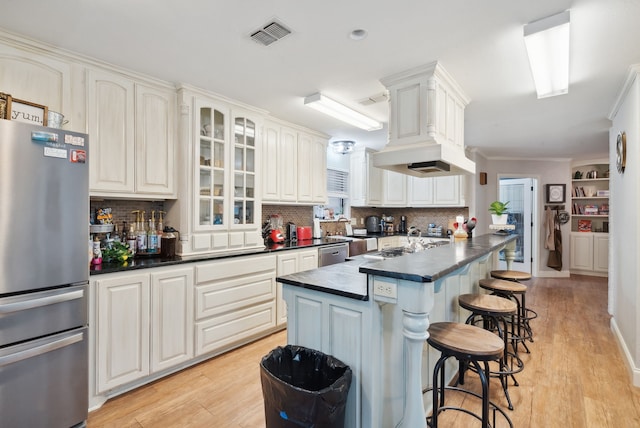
xmin=136 ymin=210 xmax=147 ymax=252
xmin=91 ymin=235 xmax=102 ymax=265
xmin=148 ymin=210 xmax=158 ymax=254
xmin=127 ymin=224 xmax=137 ymax=255
xmin=113 ymin=223 xmax=121 ymax=243
xmin=157 ymin=211 xmax=165 ymax=253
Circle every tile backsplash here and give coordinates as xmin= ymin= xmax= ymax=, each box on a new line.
xmin=94 ymin=201 xmax=469 ymax=237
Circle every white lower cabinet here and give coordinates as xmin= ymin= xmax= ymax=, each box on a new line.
xmin=150 ymin=268 xmax=194 ymax=372
xmin=570 ymin=232 xmax=608 ymax=274
xmin=194 ymin=254 xmax=277 ymax=356
xmin=276 ymin=249 xmax=319 ymax=325
xmin=95 ymin=272 xmax=150 ymax=393
xmin=95 ymin=267 xmax=194 ymax=393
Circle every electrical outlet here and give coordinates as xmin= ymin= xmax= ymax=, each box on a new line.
xmin=374 ymin=281 xmax=397 ymax=299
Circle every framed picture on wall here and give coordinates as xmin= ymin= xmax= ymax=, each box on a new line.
xmin=546 ymin=184 xmax=566 ymax=203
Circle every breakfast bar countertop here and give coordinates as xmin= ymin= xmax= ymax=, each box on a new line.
xmin=276 ymin=233 xmax=518 ymax=301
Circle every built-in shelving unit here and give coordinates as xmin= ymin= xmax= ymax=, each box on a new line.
xmin=570 ymin=161 xmax=609 ymax=275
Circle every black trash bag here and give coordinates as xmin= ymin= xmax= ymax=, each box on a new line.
xmin=260 ymin=345 xmax=352 ymax=428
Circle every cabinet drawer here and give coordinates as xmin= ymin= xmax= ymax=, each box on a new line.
xmin=195 ymin=272 xmax=276 ymax=319
xmin=195 ymin=301 xmax=276 ymax=356
xmin=195 ymin=254 xmax=276 ymax=284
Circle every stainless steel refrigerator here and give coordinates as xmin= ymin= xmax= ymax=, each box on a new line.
xmin=0 ymin=119 xmax=89 ymax=427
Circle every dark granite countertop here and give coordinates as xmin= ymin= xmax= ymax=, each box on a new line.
xmin=276 ymin=256 xmax=373 ymax=301
xmin=276 ymin=233 xmax=517 ymax=300
xmin=89 ymin=238 xmax=349 ymax=275
xmin=359 ymin=234 xmax=517 ymax=282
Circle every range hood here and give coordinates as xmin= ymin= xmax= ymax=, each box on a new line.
xmin=371 ymin=62 xmax=476 ymax=177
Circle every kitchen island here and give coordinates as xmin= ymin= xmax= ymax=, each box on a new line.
xmin=277 ymin=233 xmax=518 ymax=428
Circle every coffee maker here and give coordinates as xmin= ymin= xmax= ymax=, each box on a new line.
xmin=286 ymin=222 xmax=297 ymax=242
xmin=399 ymin=215 xmax=408 ymax=233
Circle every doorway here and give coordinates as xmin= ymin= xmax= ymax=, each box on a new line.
xmin=497 ymin=177 xmax=536 ymax=273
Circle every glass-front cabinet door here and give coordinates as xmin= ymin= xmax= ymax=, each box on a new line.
xmin=232 ymin=116 xmax=256 ymax=226
xmin=196 ymin=102 xmax=227 ymax=228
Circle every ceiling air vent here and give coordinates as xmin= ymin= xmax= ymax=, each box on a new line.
xmin=250 ymin=21 xmax=291 ymax=46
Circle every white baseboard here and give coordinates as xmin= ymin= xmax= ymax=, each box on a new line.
xmin=535 ymin=269 xmax=570 ymax=278
xmin=610 ymin=317 xmax=640 ymax=386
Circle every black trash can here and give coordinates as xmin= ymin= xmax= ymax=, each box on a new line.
xmin=260 ymin=345 xmax=352 ymax=428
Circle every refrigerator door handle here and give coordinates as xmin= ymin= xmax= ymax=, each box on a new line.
xmin=0 ymin=289 xmax=84 ymax=314
xmin=0 ymin=332 xmax=84 ymax=367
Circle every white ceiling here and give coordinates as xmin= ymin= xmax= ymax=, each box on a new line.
xmin=1 ymin=0 xmax=639 ymax=160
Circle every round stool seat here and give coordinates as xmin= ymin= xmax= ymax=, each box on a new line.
xmin=459 ymin=293 xmax=517 ymax=316
xmin=428 ymin=322 xmax=504 ymax=361
xmin=491 ymin=270 xmax=532 ymax=281
xmin=479 ymin=278 xmax=527 ymax=294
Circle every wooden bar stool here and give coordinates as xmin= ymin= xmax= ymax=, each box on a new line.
xmin=490 ymin=269 xmax=536 ymax=337
xmin=479 ymin=278 xmax=529 ymax=353
xmin=458 ymin=294 xmax=524 ymax=411
xmin=425 ymin=322 xmax=513 ymax=428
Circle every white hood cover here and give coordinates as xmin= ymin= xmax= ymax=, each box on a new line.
xmin=372 ymin=62 xmax=476 ymax=177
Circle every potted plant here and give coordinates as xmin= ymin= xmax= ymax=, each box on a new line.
xmin=488 ymin=201 xmax=509 ymax=224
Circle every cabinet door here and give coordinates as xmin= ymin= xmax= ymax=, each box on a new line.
xmin=367 ymin=153 xmax=383 ymax=206
xmin=96 ymin=273 xmax=150 ymax=392
xmin=349 ymin=150 xmax=367 ymax=206
xmin=150 ymin=267 xmax=194 ymax=373
xmin=311 ymin=137 xmax=328 ymax=203
xmin=195 ymin=99 xmax=228 ymax=230
xmin=135 ymin=84 xmax=176 ymax=196
xmin=408 ymin=176 xmax=434 ymax=207
xmin=382 ymin=170 xmax=407 ymax=206
xmin=570 ymin=233 xmax=594 ymax=271
xmin=87 ymin=69 xmax=135 ymax=194
xmin=297 ymin=132 xmax=313 ymax=202
xmin=593 ymin=234 xmax=609 ymax=272
xmin=262 ymin=122 xmax=280 ymax=201
xmin=433 ymin=176 xmax=461 ymax=206
xmin=232 ymin=113 xmax=259 ymax=227
xmin=276 ymin=252 xmax=300 ymax=325
xmin=279 ymin=127 xmax=298 ymax=202
xmin=0 ymin=44 xmax=73 ymax=124
xmin=299 ymin=249 xmax=319 ymax=271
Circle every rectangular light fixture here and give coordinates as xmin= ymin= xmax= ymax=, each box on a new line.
xmin=304 ymin=92 xmax=383 ymax=131
xmin=524 ymin=10 xmax=570 ymax=99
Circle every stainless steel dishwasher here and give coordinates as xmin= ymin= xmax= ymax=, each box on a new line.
xmin=318 ymin=243 xmax=349 ymax=266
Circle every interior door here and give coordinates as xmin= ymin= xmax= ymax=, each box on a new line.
xmin=498 ymin=178 xmax=534 ymax=273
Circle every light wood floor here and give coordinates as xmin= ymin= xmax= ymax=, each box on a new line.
xmin=88 ymin=275 xmax=640 ymax=427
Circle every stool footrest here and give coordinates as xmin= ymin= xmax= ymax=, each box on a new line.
xmin=423 ymin=386 xmax=513 ymax=428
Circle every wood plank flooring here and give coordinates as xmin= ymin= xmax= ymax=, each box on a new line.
xmin=88 ymin=274 xmax=640 ymax=427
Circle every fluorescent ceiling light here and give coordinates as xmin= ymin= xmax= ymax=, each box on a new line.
xmin=524 ymin=10 xmax=570 ymax=99
xmin=304 ymin=93 xmax=382 ymax=131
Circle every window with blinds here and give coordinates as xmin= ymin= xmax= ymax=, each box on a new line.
xmin=327 ymin=168 xmax=349 ymax=198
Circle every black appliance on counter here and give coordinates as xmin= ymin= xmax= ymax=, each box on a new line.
xmin=286 ymin=222 xmax=297 ymax=242
xmin=365 ymin=216 xmax=381 ymax=233
xmin=399 ymin=215 xmax=408 ymax=233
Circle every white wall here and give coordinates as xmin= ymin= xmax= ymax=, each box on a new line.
xmin=609 ymin=66 xmax=640 ymax=384
xmin=473 ymin=154 xmax=571 ymax=277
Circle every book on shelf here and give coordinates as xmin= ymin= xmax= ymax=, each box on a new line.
xmin=578 ymin=219 xmax=592 ymax=232
xmin=584 ymin=205 xmax=599 ymax=215
xmin=600 ymin=204 xmax=609 ymax=215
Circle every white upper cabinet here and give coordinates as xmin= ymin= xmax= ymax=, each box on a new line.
xmin=135 ymin=84 xmax=176 ymax=195
xmin=169 ymin=88 xmax=264 ymax=256
xmin=0 ymin=42 xmax=74 ymax=125
xmin=87 ymin=68 xmax=136 ymax=194
xmin=408 ymin=176 xmax=463 ymax=207
xmin=262 ymin=119 xmax=327 ymax=205
xmin=350 ymin=147 xmax=383 ymax=207
xmin=87 ymin=68 xmax=176 ymax=198
xmin=382 ymin=170 xmax=407 ymax=206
